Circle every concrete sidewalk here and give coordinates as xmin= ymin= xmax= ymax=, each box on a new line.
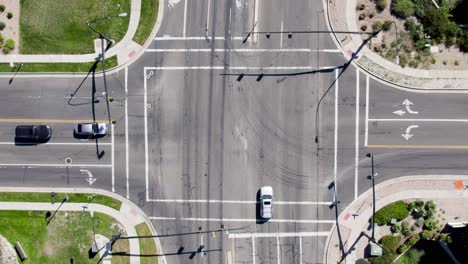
xmin=325 ymin=0 xmax=468 ymax=89
xmin=0 ymin=0 xmax=164 ymax=71
xmin=0 ymin=187 xmax=164 ymax=264
xmin=323 ymin=175 xmax=468 ymax=264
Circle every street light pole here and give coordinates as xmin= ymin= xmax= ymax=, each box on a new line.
xmin=367 ymin=153 xmax=376 ymax=241
xmin=86 ymin=13 xmax=127 ymax=125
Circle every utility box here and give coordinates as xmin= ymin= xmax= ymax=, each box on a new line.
xmin=369 ymin=241 xmax=383 ymax=257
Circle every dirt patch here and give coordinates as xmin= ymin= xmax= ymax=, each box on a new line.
xmin=0 ymin=235 xmax=18 ymax=264
xmin=0 ymin=0 xmax=19 ymax=54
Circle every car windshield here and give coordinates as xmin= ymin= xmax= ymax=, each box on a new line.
xmin=262 ymin=195 xmax=273 ymax=200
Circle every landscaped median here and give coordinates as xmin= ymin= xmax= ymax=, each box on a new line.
xmin=0 ymin=55 xmax=117 ymax=72
xmin=0 ymin=190 xmax=158 ymax=263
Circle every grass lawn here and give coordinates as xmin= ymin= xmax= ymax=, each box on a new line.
xmin=0 ymin=210 xmax=129 ymax=263
xmin=0 ymin=191 xmax=122 ymax=211
xmin=135 ymin=223 xmax=158 ymax=264
xmin=133 ymin=0 xmax=159 ymax=45
xmin=0 ymin=55 xmax=118 ymax=72
xmin=20 ymin=0 xmax=130 ymax=54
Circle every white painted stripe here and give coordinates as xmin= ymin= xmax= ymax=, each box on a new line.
xmin=228 ymin=232 xmax=330 ymax=239
xmin=252 ymin=236 xmax=256 ymax=264
xmin=299 ymin=236 xmax=303 ymax=264
xmin=111 ymin=123 xmax=115 ymax=192
xmin=146 ymin=48 xmax=340 ymax=53
xmin=0 ymin=142 xmax=112 ymax=146
xmin=154 ymin=36 xmax=244 ymax=40
xmin=163 ymin=217 xmax=335 ymax=224
xmin=0 ymin=163 xmax=112 ymax=168
xmin=365 ymin=75 xmax=369 ymax=147
xmin=206 ymin=0 xmax=211 ymax=36
xmin=145 ymin=66 xmax=337 ymax=70
xmin=354 ymin=69 xmax=359 ymax=201
xmin=277 ymin=233 xmax=281 ymax=264
xmin=144 ymin=69 xmax=149 ymax=201
xmin=334 ymin=69 xmax=339 ymax=193
xmin=125 ymin=67 xmax=129 ymax=199
xmin=183 ymin=0 xmax=188 ymax=37
xmin=150 ymin=216 xmax=177 ymax=220
xmin=368 ymin=118 xmax=468 ymax=122
xmin=254 ymin=0 xmax=259 ymax=44
xmin=147 ymin=198 xmax=331 ymax=205
xmin=280 ymin=21 xmax=284 ymax=49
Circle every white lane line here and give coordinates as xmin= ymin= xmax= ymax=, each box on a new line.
xmin=146 ymin=48 xmax=339 ymax=53
xmin=0 ymin=163 xmax=112 ymax=168
xmin=149 ymin=216 xmax=177 ymax=220
xmin=0 ymin=142 xmax=112 ymax=146
xmin=154 ymin=36 xmax=244 ymax=40
xmin=183 ymin=0 xmax=188 ymax=37
xmin=253 ymin=0 xmax=260 ymax=44
xmin=252 ymin=236 xmax=256 ymax=264
xmin=368 ymin=118 xmax=468 ymax=122
xmin=229 ymin=232 xmax=330 ymax=239
xmin=334 ymin=69 xmax=339 ymax=193
xmin=280 ymin=21 xmax=284 ymax=49
xmin=206 ymin=0 xmax=211 ymax=36
xmin=277 ymin=233 xmax=281 ymax=264
xmin=365 ymin=74 xmax=369 ymax=147
xmin=228 ymin=7 xmax=232 ymax=35
xmin=354 ymin=69 xmax=360 ymax=201
xmin=147 ymin=198 xmax=332 ymax=205
xmin=144 ymin=69 xmax=149 ymax=201
xmin=299 ymin=236 xmax=303 ymax=264
xmin=150 ymin=217 xmax=335 ymax=224
xmin=145 ymin=66 xmax=337 ymax=70
xmin=111 ymin=123 xmax=115 ymax=192
xmin=125 ymin=67 xmax=129 ymax=199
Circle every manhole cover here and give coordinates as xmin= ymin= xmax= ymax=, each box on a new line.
xmin=65 ymin=157 xmax=73 ymax=164
xmin=147 ymin=103 xmax=152 ymax=108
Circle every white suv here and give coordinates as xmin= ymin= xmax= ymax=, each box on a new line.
xmin=260 ymin=186 xmax=273 ymax=219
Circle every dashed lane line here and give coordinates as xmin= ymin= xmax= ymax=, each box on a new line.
xmin=0 ymin=163 xmax=112 ymax=168
xmin=0 ymin=142 xmax=111 ymax=146
xmin=368 ymin=144 xmax=468 ymax=149
xmin=368 ymin=118 xmax=468 ymax=122
xmin=155 ymin=36 xmax=244 ymax=40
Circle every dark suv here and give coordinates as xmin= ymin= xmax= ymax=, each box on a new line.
xmin=15 ymin=125 xmax=52 ymax=143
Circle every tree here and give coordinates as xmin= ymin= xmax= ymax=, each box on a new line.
xmin=424 ymin=218 xmax=437 ymax=231
xmin=391 ymin=0 xmax=416 ymax=18
xmin=376 ymin=0 xmax=387 ymax=11
xmin=421 ymin=7 xmax=461 ymax=43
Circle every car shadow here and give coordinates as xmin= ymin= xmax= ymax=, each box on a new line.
xmin=73 ymin=131 xmax=106 ymax=140
xmin=14 ymin=137 xmax=50 ymax=146
xmin=256 ymin=189 xmax=269 ymax=224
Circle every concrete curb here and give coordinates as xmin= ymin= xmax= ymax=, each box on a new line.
xmin=322 ymin=175 xmax=468 ymax=264
xmin=0 ymin=187 xmax=165 ymax=264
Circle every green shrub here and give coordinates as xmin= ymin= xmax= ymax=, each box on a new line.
xmin=0 ymin=34 xmax=3 ymax=43
xmin=402 ymin=220 xmax=410 ymax=228
xmin=391 ymin=223 xmax=402 ymax=233
xmin=425 ymin=200 xmax=436 ymax=212
xmin=359 ymin=13 xmax=366 ymax=20
xmin=356 ymin=259 xmax=368 ymax=264
xmin=406 ymin=234 xmax=420 ymax=246
xmin=445 ymin=235 xmax=453 ymax=244
xmin=398 ymin=54 xmax=408 ymax=67
xmin=391 ymin=0 xmax=416 ymax=18
xmin=369 ymin=253 xmax=396 ymax=264
xmin=372 ymin=21 xmax=383 ymax=31
xmin=414 ymin=200 xmax=424 ymax=208
xmin=361 ymin=25 xmax=368 ymax=31
xmin=411 ymin=224 xmax=418 ymax=231
xmin=375 ymin=201 xmax=410 ymax=225
xmin=415 ymin=218 xmax=424 ymax=227
xmin=421 ymin=230 xmax=433 ymax=239
xmin=2 ymin=38 xmax=14 ymax=53
xmin=454 ymin=60 xmax=459 ymax=66
xmin=382 ymin=20 xmax=393 ymax=31
xmin=369 ymin=12 xmax=375 ymax=18
xmin=398 ymin=244 xmax=408 ymax=254
xmin=376 ymin=0 xmax=387 ymax=11
xmin=0 ymin=22 xmax=5 ymax=30
xmin=443 ymin=61 xmax=447 ymax=65
xmin=409 ymin=60 xmax=419 ymax=68
xmin=357 ymin=3 xmax=366 ymax=10
xmin=0 ymin=5 xmax=4 ymax=12
xmin=380 ymin=235 xmax=402 ymax=254
xmin=406 ymin=249 xmax=425 ymax=263
xmin=421 ymin=8 xmax=461 ymax=44
xmin=6 ymin=12 xmax=12 ymax=19
xmin=424 ymin=209 xmax=434 ymax=219
xmin=424 ymin=218 xmax=437 ymax=231
xmin=402 ymin=226 xmax=411 ymax=236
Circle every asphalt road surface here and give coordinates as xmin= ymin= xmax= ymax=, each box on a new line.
xmin=1 ymin=0 xmax=468 ymax=263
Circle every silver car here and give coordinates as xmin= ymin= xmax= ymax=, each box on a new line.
xmin=74 ymin=123 xmax=107 ymax=138
xmin=260 ymin=186 xmax=273 ymax=219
